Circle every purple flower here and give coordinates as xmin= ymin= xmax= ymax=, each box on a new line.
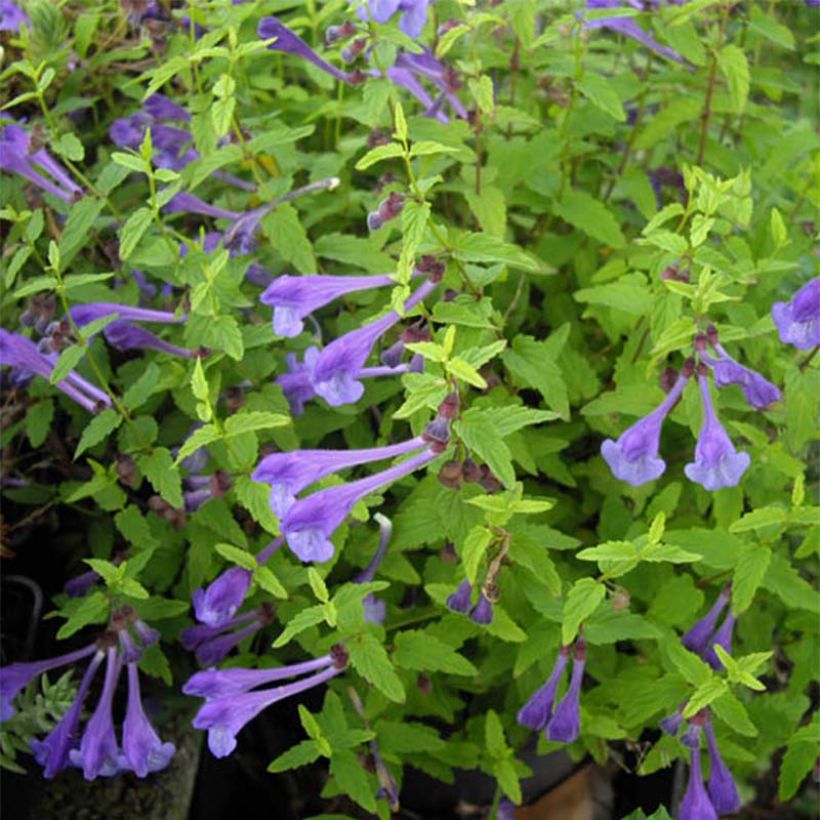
xmin=517 ymin=646 xmax=571 ymax=731
xmin=193 ymin=567 xmax=253 ymax=628
xmin=282 ymin=448 xmax=439 ymax=562
xmin=680 ymin=726 xmax=719 ymax=820
xmin=261 ymin=273 xmax=403 ymax=338
xmin=584 ymin=1 xmax=684 ymax=63
xmin=446 ymin=579 xmax=473 ymax=613
xmin=659 ymin=705 xmax=684 ymax=736
xmin=0 ymin=643 xmax=98 ymax=722
xmin=0 ymin=1 xmax=29 ymax=31
xmin=312 ymin=278 xmax=439 ymax=406
xmin=70 ymin=302 xmax=183 ymax=328
xmin=382 ymin=50 xmax=467 ymax=124
xmin=192 ymin=664 xmax=343 ymax=758
xmin=355 ymin=513 xmax=393 ymax=584
xmin=497 ymin=798 xmax=517 ymax=820
xmin=259 ymin=17 xmax=356 ymax=84
xmin=702 ymin=613 xmax=735 ymax=670
xmin=69 ymin=647 xmax=124 ymax=780
xmin=143 ymin=93 xmax=190 ymax=122
xmin=164 ymin=192 xmax=241 ymax=221
xmin=357 ymin=0 xmax=434 ymax=38
xmin=700 ymin=342 xmax=781 ymax=410
xmin=121 ymin=662 xmax=175 ymax=776
xmin=181 ymin=610 xmax=257 ymax=652
xmin=704 ymin=718 xmax=741 ymax=813
xmin=183 ymin=655 xmax=335 ymax=700
xmin=601 ymin=368 xmax=689 ymax=486
xmin=546 ymin=640 xmax=586 ymax=744
xmin=103 ymin=321 xmax=199 ymax=359
xmin=30 ymin=650 xmax=105 ymax=779
xmin=772 ymin=278 xmax=820 ymax=350
xmin=64 ymin=569 xmax=100 ymax=598
xmin=684 ymin=374 xmax=750 ymax=491
xmin=1 ymin=328 xmax=111 ymax=413
xmin=470 ymin=593 xmax=494 ymax=626
xmin=0 ymin=124 xmax=84 ymax=202
xmin=253 ymin=435 xmax=427 ymax=518
xmin=681 ymin=588 xmax=729 ymax=655
xmin=184 ymin=605 xmax=275 ymax=666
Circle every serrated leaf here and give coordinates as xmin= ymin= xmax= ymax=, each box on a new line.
xmin=215 ymin=542 xmax=256 ymax=571
xmin=578 ymin=73 xmax=625 ymax=121
xmin=224 ymin=411 xmax=290 ymax=438
xmin=561 ymin=579 xmax=605 ymax=644
xmin=347 ymin=633 xmax=405 ymax=703
xmin=268 ymin=740 xmax=321 ymax=772
xmin=355 ymin=142 xmax=404 ymax=170
xmin=137 ymin=447 xmax=183 ymax=508
xmin=56 ymin=590 xmax=109 ymax=638
xmin=119 ymin=207 xmax=153 ymax=261
xmin=272 ymin=605 xmax=326 ymax=648
xmin=554 ymin=190 xmax=625 ymax=249
xmin=75 ymin=408 xmax=122 ymax=458
xmin=732 ymin=544 xmax=772 ymax=614
xmin=394 ymin=630 xmax=478 ymax=675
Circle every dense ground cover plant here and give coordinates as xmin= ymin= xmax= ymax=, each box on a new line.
xmin=0 ymin=0 xmax=818 ymax=817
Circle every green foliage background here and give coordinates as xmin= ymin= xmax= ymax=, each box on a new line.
xmin=0 ymin=0 xmax=818 ymax=817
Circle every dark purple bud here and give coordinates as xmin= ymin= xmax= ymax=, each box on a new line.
xmin=445 ymin=579 xmax=473 ymax=613
xmin=470 ymin=593 xmax=494 ymax=626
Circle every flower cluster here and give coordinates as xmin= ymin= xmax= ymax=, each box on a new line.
xmin=517 ymin=639 xmax=587 ymax=744
xmin=0 ymin=608 xmax=173 ymax=779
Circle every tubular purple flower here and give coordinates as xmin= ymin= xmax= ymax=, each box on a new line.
xmin=363 ymin=595 xmax=387 ymax=624
xmin=517 ymin=646 xmax=571 ymax=731
xmin=69 ymin=647 xmax=123 ymax=780
xmin=253 ymin=435 xmax=427 ymax=518
xmin=0 ymin=125 xmax=83 ymax=202
xmin=70 ymin=302 xmax=183 ymax=328
xmin=704 ymin=718 xmax=741 ymax=813
xmin=703 ymin=613 xmax=736 ymax=670
xmin=259 ymin=17 xmax=355 ymax=84
xmin=30 ymin=650 xmax=104 ymax=779
xmin=193 ymin=567 xmax=253 ymax=628
xmin=584 ymin=1 xmax=684 ymax=62
xmin=1 ymin=329 xmax=110 ymax=413
xmin=0 ymin=1 xmax=30 ymax=31
xmin=680 ymin=726 xmax=719 ymax=820
xmin=470 ymin=593 xmax=494 ymax=626
xmin=102 ymin=321 xmax=198 ymax=358
xmin=118 ymin=629 xmax=142 ymax=664
xmin=277 ymin=349 xmax=319 ymax=416
xmin=121 ymin=662 xmax=175 ymax=776
xmin=194 ymin=617 xmax=267 ymax=667
xmin=546 ymin=640 xmax=586 ymax=744
xmin=772 ymin=278 xmax=820 ymax=350
xmin=355 ymin=513 xmax=393 ymax=584
xmin=143 ymin=94 xmax=190 ymax=122
xmin=357 ymin=0 xmax=434 ymax=38
xmin=681 ymin=589 xmax=730 ymax=655
xmin=282 ymin=449 xmax=439 ymax=563
xmin=164 ymin=192 xmax=241 ymax=221
xmin=0 ymin=643 xmax=98 ymax=722
xmin=312 ymin=278 xmax=438 ymax=406
xmin=134 ymin=619 xmax=160 ymax=648
xmin=601 ymin=369 xmax=689 ymax=486
xmin=183 ymin=655 xmax=335 ymax=700
xmin=659 ymin=704 xmax=685 ymax=736
xmin=684 ymin=374 xmax=750 ymax=491
xmin=700 ymin=343 xmax=781 ymax=410
xmin=180 ymin=610 xmax=258 ymax=651
xmin=64 ymin=569 xmax=100 ymax=598
xmin=193 ymin=664 xmax=343 ymax=758
xmin=261 ymin=273 xmax=403 ymax=338
xmin=445 ymin=579 xmax=473 ymax=613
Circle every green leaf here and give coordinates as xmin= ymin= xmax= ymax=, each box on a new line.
xmin=262 ymin=204 xmax=316 ymax=274
xmin=732 ymin=544 xmax=772 ymax=614
xmin=308 ymin=567 xmax=330 ymax=603
xmin=254 ymin=565 xmax=288 ymax=599
xmin=553 ymin=191 xmax=625 ymax=249
xmin=578 ymin=74 xmax=625 ymax=121
xmin=49 ymin=345 xmax=85 ymax=385
xmin=346 ymin=633 xmax=405 ymax=703
xmin=25 ymin=399 xmax=54 ymax=448
xmin=75 ymin=408 xmax=122 ymax=458
xmin=467 ymin=75 xmax=494 ymax=114
xmin=272 ymin=605 xmax=326 ymax=648
xmin=454 ymin=410 xmax=516 ymax=488
xmin=215 ymin=542 xmax=256 ymax=571
xmin=114 ymin=505 xmax=158 ymax=550
xmin=224 ymin=411 xmax=290 ymax=438
xmin=502 ymin=335 xmax=568 ymax=419
xmin=729 ymin=507 xmax=787 ymax=533
xmin=355 ymin=142 xmax=404 ymax=170
xmin=137 ymin=448 xmax=183 ymax=508
xmin=393 ymin=630 xmax=478 ymax=676
xmin=118 ymin=207 xmax=153 ymax=261
xmin=330 ymin=750 xmax=377 ymax=814
xmin=56 ymin=590 xmax=109 ymax=638
xmin=453 ymin=232 xmax=544 ymax=272
xmin=462 ymin=526 xmax=493 ymax=584
xmin=683 ymin=678 xmax=728 ymax=718
xmin=484 ymin=709 xmax=508 ymax=759
xmin=268 ymin=740 xmax=321 ymax=773
xmin=562 ymin=578 xmax=606 ymax=644
xmin=175 ymin=424 xmax=220 ymax=464
xmin=711 ymin=692 xmax=757 ymax=737
xmin=779 ymin=720 xmax=820 ymax=801
xmin=718 ymin=44 xmax=750 ymax=113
